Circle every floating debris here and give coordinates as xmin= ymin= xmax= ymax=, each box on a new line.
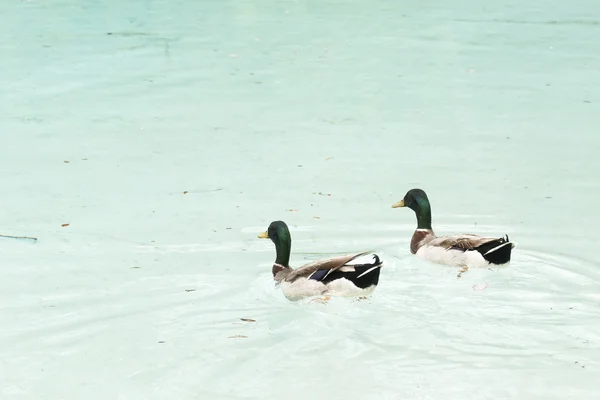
xmin=240 ymin=318 xmax=256 ymax=322
xmin=61 ymin=223 xmax=70 ymax=227
xmin=228 ymin=335 xmax=248 ymax=339
xmin=0 ymin=234 xmax=38 ymax=242
xmin=185 ymin=289 xmax=196 ymax=292
xmin=472 ymin=283 xmax=489 ymax=291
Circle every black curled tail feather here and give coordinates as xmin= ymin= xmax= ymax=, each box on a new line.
xmin=372 ymin=254 xmax=382 ymax=267
xmin=475 ymin=237 xmax=514 ymax=265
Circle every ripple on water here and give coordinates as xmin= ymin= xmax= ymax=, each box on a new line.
xmin=4 ymin=232 xmax=598 ymax=399
xmin=184 ymin=241 xmax=600 ymax=398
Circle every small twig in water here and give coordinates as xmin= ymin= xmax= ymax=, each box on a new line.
xmin=0 ymin=234 xmax=38 ymax=242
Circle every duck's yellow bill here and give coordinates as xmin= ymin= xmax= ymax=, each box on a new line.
xmin=391 ymin=200 xmax=405 ymax=208
xmin=257 ymin=231 xmax=269 ymax=239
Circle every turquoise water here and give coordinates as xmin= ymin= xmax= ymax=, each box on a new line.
xmin=2 ymin=0 xmax=600 ymax=398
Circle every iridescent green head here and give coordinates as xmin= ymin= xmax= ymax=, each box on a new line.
xmin=258 ymin=220 xmax=291 ymax=266
xmin=392 ymin=188 xmax=432 ymax=230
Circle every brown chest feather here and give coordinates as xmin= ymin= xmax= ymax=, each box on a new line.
xmin=410 ymin=230 xmax=433 ymax=254
xmin=272 ymin=264 xmax=288 ymax=278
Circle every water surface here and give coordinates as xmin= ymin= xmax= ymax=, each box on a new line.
xmin=1 ymin=0 xmax=600 ymax=399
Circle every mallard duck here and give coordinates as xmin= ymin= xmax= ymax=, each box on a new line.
xmin=392 ymin=189 xmax=515 ymax=276
xmin=258 ymin=220 xmax=383 ymax=301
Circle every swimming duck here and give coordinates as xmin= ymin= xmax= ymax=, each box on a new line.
xmin=392 ymin=189 xmax=515 ymax=277
xmin=258 ymin=220 xmax=383 ymax=301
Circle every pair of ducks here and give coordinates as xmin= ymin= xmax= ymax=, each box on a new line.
xmin=258 ymin=189 xmax=516 ymax=301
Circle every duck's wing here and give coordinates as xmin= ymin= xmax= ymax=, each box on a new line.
xmin=431 ymin=234 xmax=514 ymax=253
xmin=307 ymin=254 xmax=383 ymax=287
xmin=284 ymin=251 xmax=377 ymax=282
xmin=430 ymin=234 xmax=489 ymax=250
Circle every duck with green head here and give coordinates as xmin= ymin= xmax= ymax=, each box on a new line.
xmin=392 ymin=189 xmax=515 ymax=276
xmin=258 ymin=221 xmax=383 ymax=301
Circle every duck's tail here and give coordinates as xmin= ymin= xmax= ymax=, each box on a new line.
xmin=312 ymin=254 xmax=383 ymax=288
xmin=477 ymin=235 xmax=515 ymax=265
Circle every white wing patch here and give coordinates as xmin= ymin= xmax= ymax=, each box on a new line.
xmin=356 ymin=266 xmax=380 ymax=279
xmin=322 ymin=268 xmax=335 ymax=280
xmin=484 ymin=241 xmax=514 ymax=256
